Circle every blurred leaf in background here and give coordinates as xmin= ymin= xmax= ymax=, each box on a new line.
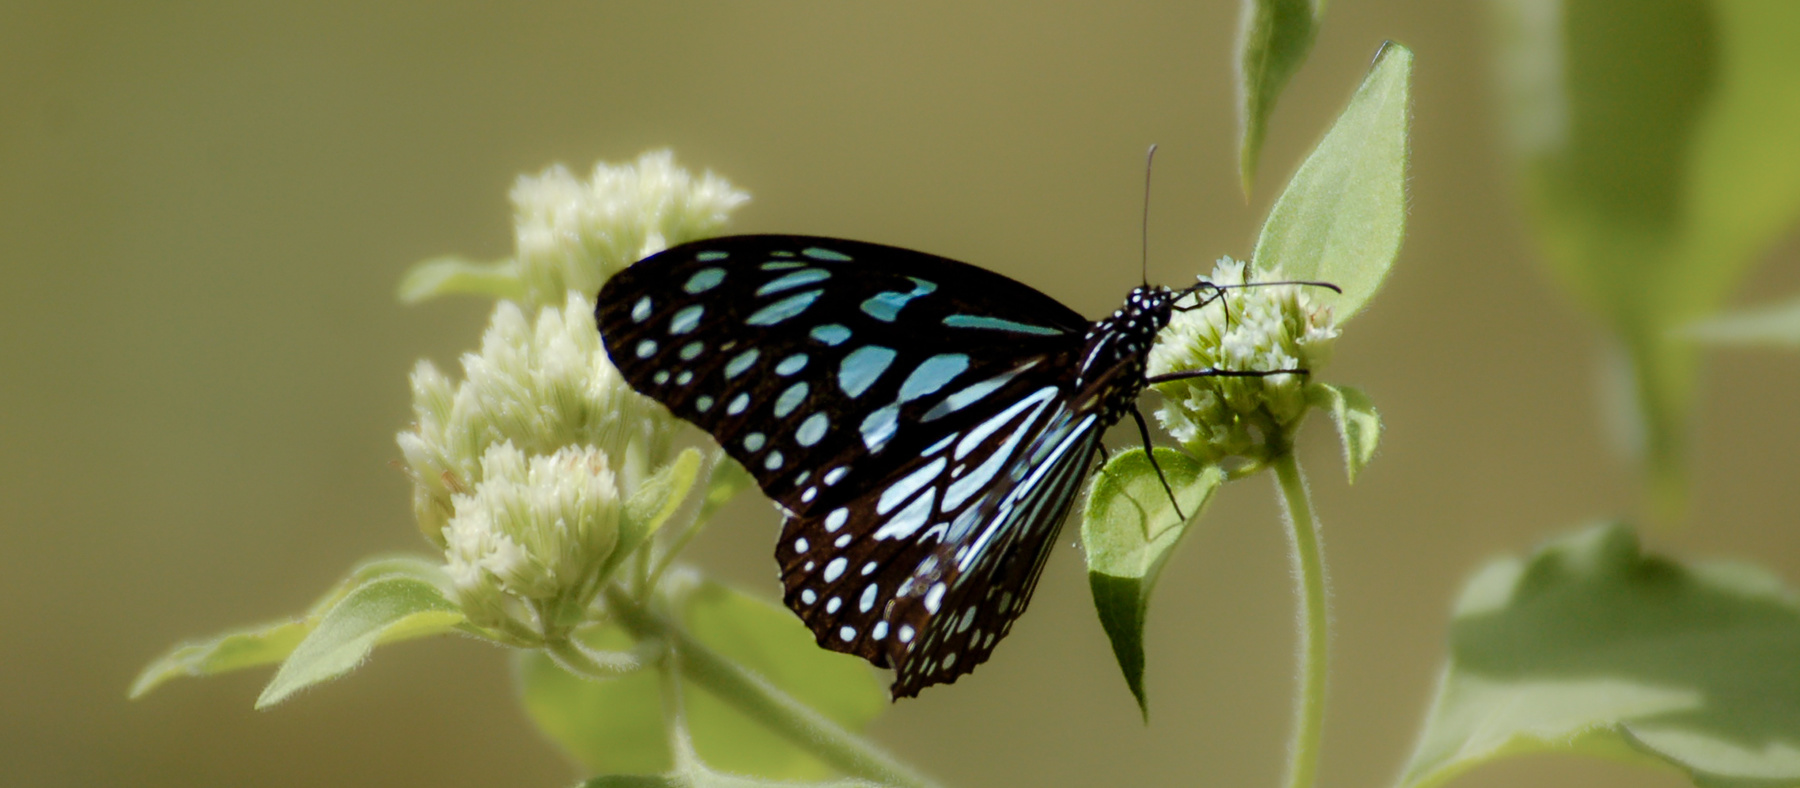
xmin=1398 ymin=522 xmax=1800 ymax=788
xmin=1237 ymin=0 xmax=1325 ymax=194
xmin=1489 ymin=0 xmax=1800 ymax=517
xmin=1681 ymin=292 xmax=1800 ymax=348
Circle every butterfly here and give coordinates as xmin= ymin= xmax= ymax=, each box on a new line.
xmin=595 ymin=235 xmax=1309 ymax=698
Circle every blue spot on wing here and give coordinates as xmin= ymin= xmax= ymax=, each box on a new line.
xmin=759 ymin=269 xmax=831 ymax=295
xmin=899 ymin=354 xmax=970 ymax=402
xmin=942 ymin=314 xmax=1066 ymax=336
xmin=669 ymin=305 xmax=704 ymax=334
xmin=861 ymin=278 xmax=938 ymax=322
xmin=747 ymin=289 xmax=824 ymax=325
xmin=810 ymin=324 xmax=852 ymax=346
xmin=796 ymin=412 xmax=829 ymax=446
xmin=860 ymin=403 xmax=900 ymax=451
xmin=725 ymin=349 xmax=759 ymax=378
xmin=775 ymin=382 xmax=809 ymax=417
xmin=685 ymin=268 xmax=725 ymax=294
xmin=838 ymin=346 xmax=896 ymax=398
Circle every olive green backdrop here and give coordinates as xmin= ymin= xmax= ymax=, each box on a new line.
xmin=2 ymin=2 xmax=1795 ymax=787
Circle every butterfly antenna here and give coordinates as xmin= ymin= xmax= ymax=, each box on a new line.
xmin=1130 ymin=407 xmax=1186 ymax=521
xmin=1218 ymin=279 xmax=1343 ymax=294
xmin=1141 ymin=143 xmax=1157 ymax=287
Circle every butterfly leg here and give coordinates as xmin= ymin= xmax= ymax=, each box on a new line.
xmin=1130 ymin=407 xmax=1186 ymax=521
xmin=1142 ymin=367 xmax=1308 ymax=385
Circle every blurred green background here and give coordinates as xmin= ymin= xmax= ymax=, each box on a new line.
xmin=3 ymin=2 xmax=1797 ymax=787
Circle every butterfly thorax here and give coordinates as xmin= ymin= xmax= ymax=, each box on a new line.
xmin=1077 ymin=285 xmax=1176 ymax=429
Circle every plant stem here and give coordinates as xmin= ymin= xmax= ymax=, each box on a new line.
xmin=544 ymin=635 xmax=662 ymax=678
xmin=603 ymin=586 xmax=944 ymax=788
xmin=1272 ymin=450 xmax=1330 ymax=788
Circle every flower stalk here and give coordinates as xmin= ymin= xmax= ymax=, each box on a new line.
xmin=1273 ymin=449 xmax=1330 ymax=788
xmin=602 ymin=586 xmax=944 ymax=788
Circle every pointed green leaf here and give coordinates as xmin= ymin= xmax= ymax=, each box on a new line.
xmin=696 ymin=454 xmax=756 ymax=528
xmin=130 ymin=556 xmax=449 ymax=698
xmin=256 ymin=574 xmax=464 ymax=708
xmin=1308 ymin=383 xmax=1381 ymax=482
xmin=1237 ymin=0 xmax=1324 ymax=194
xmin=397 ymin=255 xmax=525 ymax=304
xmin=519 ymin=579 xmax=886 ymax=781
xmin=1080 ymin=448 xmax=1224 ymax=718
xmin=1398 ymin=522 xmax=1800 ymax=788
xmin=1491 ymin=1 xmax=1800 ymax=514
xmin=1681 ymin=293 xmax=1800 ymax=348
xmin=612 ymin=447 xmax=704 ymax=578
xmin=1252 ymin=41 xmax=1410 ymax=324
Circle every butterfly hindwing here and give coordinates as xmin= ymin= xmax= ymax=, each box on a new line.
xmin=778 ymin=389 xmax=1105 ymax=696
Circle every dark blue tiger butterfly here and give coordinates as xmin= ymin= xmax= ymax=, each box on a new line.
xmin=595 ymin=235 xmax=1314 ymax=698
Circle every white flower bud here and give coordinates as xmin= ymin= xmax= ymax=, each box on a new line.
xmin=441 ymin=443 xmax=623 ymax=635
xmin=398 ymin=293 xmax=674 ymax=546
xmin=1149 ymin=257 xmax=1340 ymax=463
xmin=510 ymin=149 xmax=749 ymax=309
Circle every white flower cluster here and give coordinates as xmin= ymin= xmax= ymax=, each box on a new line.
xmin=510 ymin=149 xmax=749 ymax=309
xmin=399 ymin=292 xmax=673 ymax=548
xmin=396 ymin=151 xmax=745 ymax=638
xmin=442 ymin=443 xmax=622 ymax=632
xmin=1149 ymin=257 xmax=1339 ymax=462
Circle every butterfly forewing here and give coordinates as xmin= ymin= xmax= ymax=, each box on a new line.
xmin=596 ymin=236 xmax=1087 ymax=513
xmin=597 ymin=234 xmax=1169 ymax=697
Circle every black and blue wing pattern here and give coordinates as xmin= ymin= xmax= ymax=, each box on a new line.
xmin=596 ymin=235 xmax=1169 ymax=697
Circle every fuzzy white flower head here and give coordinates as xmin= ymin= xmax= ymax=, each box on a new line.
xmin=1149 ymin=256 xmax=1340 ymax=463
xmin=441 ymin=442 xmax=622 ymax=635
xmin=511 ymin=150 xmax=749 ymax=309
xmin=398 ymin=292 xmax=672 ymax=545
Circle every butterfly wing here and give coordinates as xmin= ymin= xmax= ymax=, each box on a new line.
xmin=779 ymin=391 xmax=1105 ymax=696
xmin=597 ymin=235 xmax=1088 ymax=507
xmin=597 ymin=234 xmax=1103 ymax=695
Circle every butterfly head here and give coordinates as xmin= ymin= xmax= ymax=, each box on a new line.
xmin=1076 ymin=285 xmax=1177 ymax=424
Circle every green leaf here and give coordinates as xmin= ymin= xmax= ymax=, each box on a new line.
xmin=130 ymin=556 xmax=449 ymax=698
xmin=518 ymin=623 xmax=672 ymax=775
xmin=1681 ymin=293 xmax=1800 ymax=348
xmin=1080 ymin=448 xmax=1225 ymax=718
xmin=256 ymin=574 xmax=464 ymax=708
xmin=1397 ymin=522 xmax=1800 ymax=788
xmin=615 ymin=447 xmax=705 ymax=576
xmin=396 ymin=255 xmax=525 ymax=304
xmin=519 ymin=579 xmax=886 ymax=781
xmin=1236 ymin=0 xmax=1324 ymax=194
xmin=579 ymin=777 xmax=682 ymax=788
xmin=578 ymin=770 xmax=887 ymax=788
xmin=696 ymin=454 xmax=756 ymax=528
xmin=1491 ymin=1 xmax=1800 ymax=514
xmin=1252 ymin=41 xmax=1410 ymax=324
xmin=681 ymin=581 xmax=888 ymax=779
xmin=1307 ymin=383 xmax=1381 ymax=482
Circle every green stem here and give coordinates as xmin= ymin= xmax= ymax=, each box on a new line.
xmin=603 ymin=586 xmax=943 ymax=788
xmin=644 ymin=450 xmax=725 ymax=593
xmin=1272 ymin=450 xmax=1330 ymax=788
xmin=544 ymin=635 xmax=662 ymax=679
